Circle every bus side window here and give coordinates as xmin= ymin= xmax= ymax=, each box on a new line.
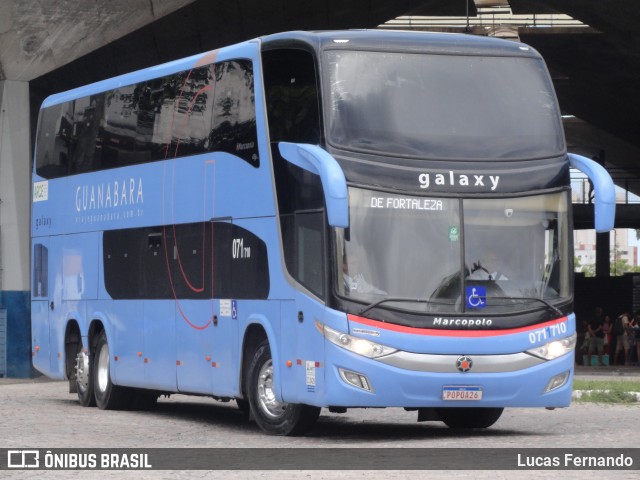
xmin=295 ymin=212 xmax=325 ymax=298
xmin=71 ymin=94 xmax=106 ymax=174
xmin=33 ymin=244 xmax=49 ymax=297
xmin=280 ymin=211 xmax=325 ymax=299
xmin=209 ymin=60 xmax=259 ymax=167
xmin=35 ymin=61 xmax=258 ymax=179
xmin=264 ymin=48 xmax=325 ymax=298
xmin=273 ymin=155 xmax=326 ymax=299
xmin=35 ymin=103 xmax=73 ymax=179
xmin=262 ymin=48 xmax=321 ymax=145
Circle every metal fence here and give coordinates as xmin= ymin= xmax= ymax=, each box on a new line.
xmin=571 ymin=169 xmax=640 ymax=205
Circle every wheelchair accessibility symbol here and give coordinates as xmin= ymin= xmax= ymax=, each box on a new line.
xmin=466 ymin=286 xmax=487 ymax=309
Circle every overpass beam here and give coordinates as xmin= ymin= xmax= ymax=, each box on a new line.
xmin=0 ymin=80 xmax=32 ymax=377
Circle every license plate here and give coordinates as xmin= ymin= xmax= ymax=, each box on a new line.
xmin=442 ymin=385 xmax=483 ymax=401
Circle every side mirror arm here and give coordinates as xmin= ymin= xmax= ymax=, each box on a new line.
xmin=568 ymin=153 xmax=616 ymax=232
xmin=278 ymin=142 xmax=349 ymax=228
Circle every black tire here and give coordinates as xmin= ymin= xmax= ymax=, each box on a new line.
xmin=436 ymin=407 xmax=504 ymax=429
xmin=246 ymin=339 xmax=320 ymax=436
xmin=93 ymin=331 xmax=133 ymax=410
xmin=75 ymin=341 xmax=96 ymax=407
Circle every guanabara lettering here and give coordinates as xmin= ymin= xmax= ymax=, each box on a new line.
xmin=75 ymin=178 xmax=143 ymax=212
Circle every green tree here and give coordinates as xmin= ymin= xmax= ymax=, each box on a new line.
xmin=581 ymin=264 xmax=596 ymax=277
xmin=610 ymin=244 xmax=632 ymax=276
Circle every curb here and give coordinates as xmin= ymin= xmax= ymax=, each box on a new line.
xmin=572 ymin=390 xmax=640 ymax=401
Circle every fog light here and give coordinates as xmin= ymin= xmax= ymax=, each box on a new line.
xmin=544 ymin=370 xmax=570 ymax=393
xmin=339 ymin=368 xmax=373 ymax=392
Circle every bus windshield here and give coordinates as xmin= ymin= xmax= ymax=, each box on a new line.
xmin=325 ymin=50 xmax=564 ymax=160
xmin=335 ymin=188 xmax=571 ymax=315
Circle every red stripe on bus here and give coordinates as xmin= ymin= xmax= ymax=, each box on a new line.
xmin=347 ymin=314 xmax=568 ymax=337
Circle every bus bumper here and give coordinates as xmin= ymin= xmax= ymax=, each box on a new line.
xmin=315 ymin=345 xmax=574 ymax=409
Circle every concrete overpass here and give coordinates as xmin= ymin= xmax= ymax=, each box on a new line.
xmin=1 ymin=0 xmax=639 ymax=375
xmin=4 ymin=0 xmax=640 ymax=187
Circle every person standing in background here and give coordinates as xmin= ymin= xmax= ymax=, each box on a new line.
xmin=587 ymin=307 xmax=606 ymax=366
xmin=613 ymin=312 xmax=630 ymax=365
xmin=602 ymin=315 xmax=612 ymax=360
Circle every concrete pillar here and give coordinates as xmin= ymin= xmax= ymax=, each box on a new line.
xmin=592 ymin=150 xmax=611 ymax=279
xmin=0 ymin=80 xmax=32 ymax=377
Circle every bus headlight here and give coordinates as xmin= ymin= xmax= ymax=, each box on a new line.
xmin=315 ymin=320 xmax=397 ymax=359
xmin=526 ymin=332 xmax=577 ymax=360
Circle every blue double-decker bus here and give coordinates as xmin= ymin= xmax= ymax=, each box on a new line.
xmin=31 ymin=30 xmax=615 ymax=435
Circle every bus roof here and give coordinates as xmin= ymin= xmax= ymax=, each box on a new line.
xmin=260 ymin=29 xmax=542 ymax=59
xmin=40 ymin=30 xmax=540 ymax=109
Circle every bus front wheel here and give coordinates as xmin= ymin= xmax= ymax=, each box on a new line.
xmin=246 ymin=339 xmax=320 ymax=436
xmin=93 ymin=331 xmax=133 ymax=410
xmin=436 ymin=407 xmax=503 ymax=429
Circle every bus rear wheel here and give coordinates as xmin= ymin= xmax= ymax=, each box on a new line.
xmin=75 ymin=343 xmax=95 ymax=407
xmin=246 ymin=339 xmax=320 ymax=436
xmin=436 ymin=407 xmax=503 ymax=429
xmin=93 ymin=331 xmax=133 ymax=410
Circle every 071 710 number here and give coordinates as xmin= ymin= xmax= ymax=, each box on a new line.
xmin=232 ymin=238 xmax=251 ymax=259
xmin=528 ymin=322 xmax=567 ymax=344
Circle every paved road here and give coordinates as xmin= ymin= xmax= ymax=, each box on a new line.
xmin=1 ymin=376 xmax=639 ymax=479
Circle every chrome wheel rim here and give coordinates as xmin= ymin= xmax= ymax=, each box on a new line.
xmin=96 ymin=342 xmax=110 ymax=393
xmin=257 ymin=359 xmax=286 ymax=418
xmin=75 ymin=350 xmax=90 ymax=393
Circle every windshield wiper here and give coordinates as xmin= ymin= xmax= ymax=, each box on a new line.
xmin=358 ymin=296 xmax=563 ymax=318
xmin=358 ymin=297 xmax=437 ymax=317
xmin=491 ymin=296 xmax=564 ymax=317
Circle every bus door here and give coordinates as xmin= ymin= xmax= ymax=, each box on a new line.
xmin=57 ymin=233 xmax=99 ymax=378
xmin=31 ymin=238 xmax=51 ymax=375
xmin=174 ymin=162 xmax=238 ymax=395
xmin=37 ymin=234 xmax=67 ymax=378
xmin=32 ymin=234 xmax=84 ymax=378
xmin=221 ymin=215 xmax=276 ymax=397
xmin=208 ymin=219 xmax=239 ymax=397
xmin=174 ymin=217 xmax=244 ymax=397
